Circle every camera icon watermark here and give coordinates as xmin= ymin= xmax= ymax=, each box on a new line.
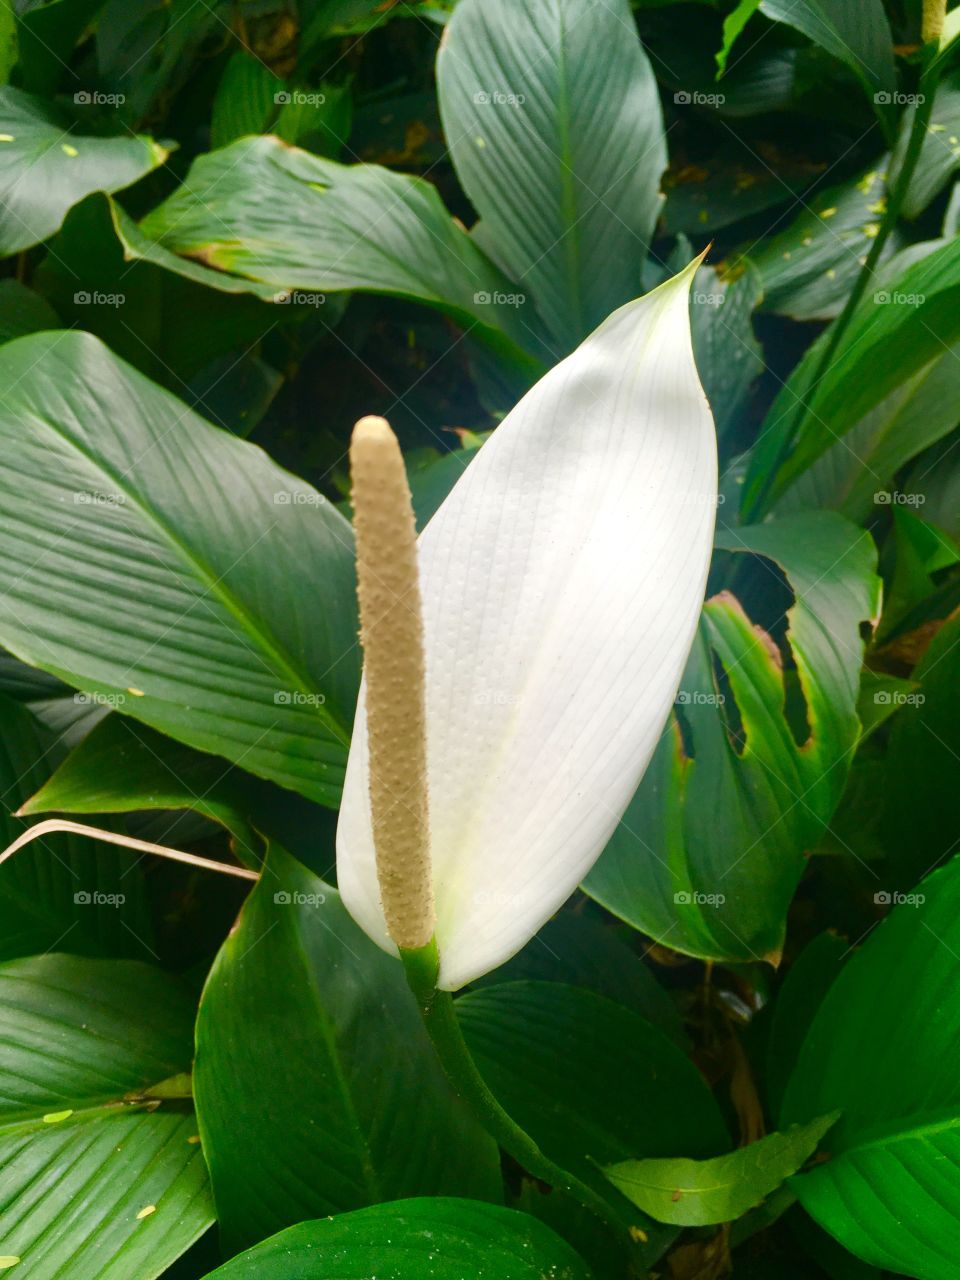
xmin=273 ymin=889 xmax=326 ymax=906
xmin=273 ymin=90 xmax=326 ymax=107
xmin=674 ymin=89 xmax=725 ymax=107
xmin=674 ymin=890 xmax=726 ymax=906
xmin=873 ymin=890 xmax=925 ymax=907
xmin=873 ymin=490 xmax=925 ymax=506
xmin=74 ymin=890 xmax=126 ymax=907
xmin=273 ymin=690 xmax=327 ymax=706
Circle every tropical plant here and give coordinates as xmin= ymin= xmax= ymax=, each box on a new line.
xmin=0 ymin=1 xmax=959 ymax=1278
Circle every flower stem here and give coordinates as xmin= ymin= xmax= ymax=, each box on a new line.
xmin=401 ymin=943 xmax=633 ymax=1244
xmin=745 ymin=48 xmax=944 ymax=519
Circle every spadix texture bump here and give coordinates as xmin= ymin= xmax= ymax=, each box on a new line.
xmin=337 ymin=262 xmax=718 ymax=990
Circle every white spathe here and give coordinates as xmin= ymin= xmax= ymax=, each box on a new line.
xmin=337 ymin=260 xmax=718 ymax=990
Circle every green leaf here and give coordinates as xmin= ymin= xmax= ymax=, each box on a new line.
xmin=0 ymin=86 xmax=168 ymax=255
xmin=748 ymin=161 xmax=894 ymax=321
xmin=0 ymin=692 xmax=152 ymax=961
xmin=14 ymin=0 xmax=105 ymax=95
xmin=472 ymin=913 xmax=687 ymax=1047
xmin=774 ymin=340 xmax=960 ymax=521
xmin=200 ymin=1200 xmax=593 ymax=1280
xmin=457 ymin=982 xmax=729 ymax=1196
xmin=765 ymin=932 xmax=849 ymax=1118
xmin=137 ymin=137 xmax=546 ymax=370
xmin=436 ymin=0 xmax=666 ymax=351
xmin=716 ymin=0 xmax=762 ymax=76
xmin=604 ymin=1115 xmax=838 ymax=1227
xmin=691 ymin=261 xmax=763 ymax=439
xmin=759 ymin=0 xmax=895 ymax=115
xmin=194 ymin=845 xmax=501 ymax=1254
xmin=744 ymin=235 xmax=960 ymax=516
xmin=36 ymin=192 xmax=280 ymax=387
xmin=0 ymin=0 xmax=16 ymax=85
xmin=20 ymin=714 xmax=264 ymax=867
xmin=0 ymin=278 xmax=58 ymax=342
xmin=0 ymin=330 xmax=360 ymax=807
xmin=880 ymin=610 xmax=960 ymax=884
xmin=881 ymin=509 xmax=960 ymax=632
xmin=782 ymin=856 xmax=960 ymax=1278
xmin=0 ymin=953 xmax=212 ymax=1279
xmin=210 ymin=51 xmax=284 ymax=149
xmin=585 ymin=513 xmax=880 ymax=962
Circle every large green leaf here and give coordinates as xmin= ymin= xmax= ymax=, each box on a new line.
xmin=775 ymin=341 xmax=960 ymax=521
xmin=194 ymin=845 xmax=501 ymax=1254
xmin=200 ymin=1200 xmax=593 ymax=1280
xmin=585 ymin=513 xmax=880 ymax=962
xmin=436 ymin=0 xmax=666 ymax=352
xmin=744 ymin=236 xmax=960 ymax=516
xmin=0 ymin=954 xmax=212 ymax=1279
xmin=457 ymin=981 xmax=728 ymax=1239
xmin=0 ymin=330 xmax=360 ymax=807
xmin=0 ymin=692 xmax=152 ymax=961
xmin=0 ymin=86 xmax=168 ymax=255
xmin=137 ymin=136 xmax=545 ymax=370
xmin=604 ymin=1115 xmax=837 ymax=1227
xmin=782 ymin=856 xmax=960 ymax=1279
xmin=472 ymin=912 xmax=686 ymax=1046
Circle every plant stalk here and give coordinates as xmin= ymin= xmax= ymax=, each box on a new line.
xmin=401 ymin=944 xmax=634 ymax=1245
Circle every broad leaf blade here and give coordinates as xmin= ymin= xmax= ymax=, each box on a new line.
xmin=0 ymin=954 xmax=212 ymax=1279
xmin=200 ymin=1200 xmax=594 ymax=1280
xmin=0 ymin=330 xmax=360 ymax=807
xmin=436 ymin=0 xmax=666 ymax=352
xmin=194 ymin=846 xmax=501 ymax=1254
xmin=137 ymin=137 xmax=546 ymax=369
xmin=585 ymin=513 xmax=880 ymax=962
xmin=0 ymin=86 xmax=167 ymax=254
xmin=783 ymin=856 xmax=960 ymax=1278
xmin=604 ymin=1115 xmax=838 ymax=1226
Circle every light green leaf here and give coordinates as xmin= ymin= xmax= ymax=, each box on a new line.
xmin=0 ymin=330 xmax=360 ymax=807
xmin=774 ymin=340 xmax=960 ymax=521
xmin=744 ymin=235 xmax=960 ymax=515
xmin=783 ymin=856 xmax=960 ymax=1279
xmin=0 ymin=954 xmax=212 ymax=1279
xmin=604 ymin=1115 xmax=838 ymax=1226
xmin=200 ymin=1200 xmax=593 ymax=1280
xmin=585 ymin=513 xmax=880 ymax=962
xmin=137 ymin=136 xmax=546 ymax=370
xmin=0 ymin=86 xmax=168 ymax=255
xmin=194 ymin=846 xmax=501 ymax=1254
xmin=716 ymin=0 xmax=762 ymax=76
xmin=436 ymin=0 xmax=666 ymax=351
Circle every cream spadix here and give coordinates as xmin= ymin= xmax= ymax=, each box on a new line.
xmin=338 ymin=260 xmax=718 ymax=990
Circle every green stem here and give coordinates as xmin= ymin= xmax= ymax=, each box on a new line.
xmin=401 ymin=943 xmax=631 ymax=1243
xmin=746 ymin=48 xmax=944 ymax=520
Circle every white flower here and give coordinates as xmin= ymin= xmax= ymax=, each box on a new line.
xmin=337 ymin=260 xmax=718 ymax=989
